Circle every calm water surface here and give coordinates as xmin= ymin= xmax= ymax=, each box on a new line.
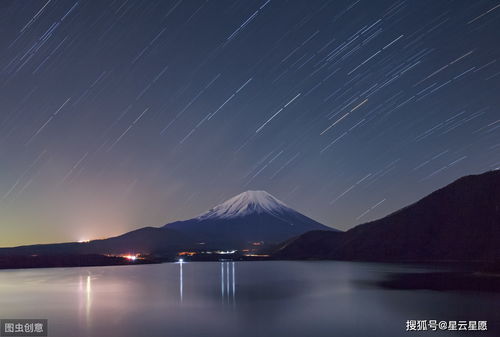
xmin=0 ymin=261 xmax=498 ymax=337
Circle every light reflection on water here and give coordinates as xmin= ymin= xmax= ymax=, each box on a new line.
xmin=86 ymin=274 xmax=91 ymax=327
xmin=220 ymin=262 xmax=235 ymax=304
xmin=179 ymin=261 xmax=183 ymax=302
xmin=0 ymin=261 xmax=499 ymax=337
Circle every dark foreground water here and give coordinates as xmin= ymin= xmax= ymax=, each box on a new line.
xmin=0 ymin=261 xmax=499 ymax=337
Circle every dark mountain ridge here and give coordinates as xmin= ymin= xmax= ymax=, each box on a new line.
xmin=277 ymin=170 xmax=500 ymax=262
xmin=0 ymin=227 xmax=193 ymax=256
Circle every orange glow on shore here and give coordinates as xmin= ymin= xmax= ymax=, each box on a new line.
xmin=178 ymin=251 xmax=197 ymax=256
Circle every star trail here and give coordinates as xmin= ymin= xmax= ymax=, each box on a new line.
xmin=0 ymin=0 xmax=499 ymax=246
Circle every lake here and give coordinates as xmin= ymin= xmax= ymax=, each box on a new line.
xmin=0 ymin=261 xmax=498 ymax=337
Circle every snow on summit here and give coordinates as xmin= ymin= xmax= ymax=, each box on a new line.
xmin=197 ymin=190 xmax=294 ymax=220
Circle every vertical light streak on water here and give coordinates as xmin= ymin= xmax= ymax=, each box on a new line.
xmin=226 ymin=262 xmax=230 ymax=295
xmin=221 ymin=262 xmax=225 ymax=299
xmin=86 ymin=274 xmax=91 ymax=327
xmin=179 ymin=261 xmax=183 ymax=302
xmin=78 ymin=275 xmax=83 ymax=322
xmin=232 ymin=262 xmax=236 ymax=304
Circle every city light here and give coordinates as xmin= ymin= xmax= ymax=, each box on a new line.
xmin=178 ymin=251 xmax=197 ymax=256
xmin=215 ymin=250 xmax=237 ymax=255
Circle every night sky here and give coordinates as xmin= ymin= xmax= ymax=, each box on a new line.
xmin=1 ymin=0 xmax=499 ymax=246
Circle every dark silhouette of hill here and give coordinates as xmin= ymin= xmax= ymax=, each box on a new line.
xmin=0 ymin=227 xmax=194 ymax=256
xmin=277 ymin=170 xmax=500 ymax=262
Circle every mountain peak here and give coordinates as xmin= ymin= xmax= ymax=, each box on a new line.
xmin=164 ymin=189 xmax=335 ymax=247
xmin=197 ymin=190 xmax=292 ymax=220
xmin=236 ymin=190 xmax=278 ymax=201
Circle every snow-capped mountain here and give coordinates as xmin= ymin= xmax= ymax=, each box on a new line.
xmin=164 ymin=190 xmax=336 ymax=249
xmin=197 ymin=190 xmax=299 ymax=220
xmin=0 ymin=190 xmax=335 ymax=257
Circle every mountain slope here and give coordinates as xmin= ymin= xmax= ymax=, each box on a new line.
xmin=0 ymin=190 xmax=333 ymax=257
xmin=277 ymin=170 xmax=500 ymax=261
xmin=0 ymin=227 xmax=194 ymax=256
xmin=164 ymin=190 xmax=335 ymax=249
